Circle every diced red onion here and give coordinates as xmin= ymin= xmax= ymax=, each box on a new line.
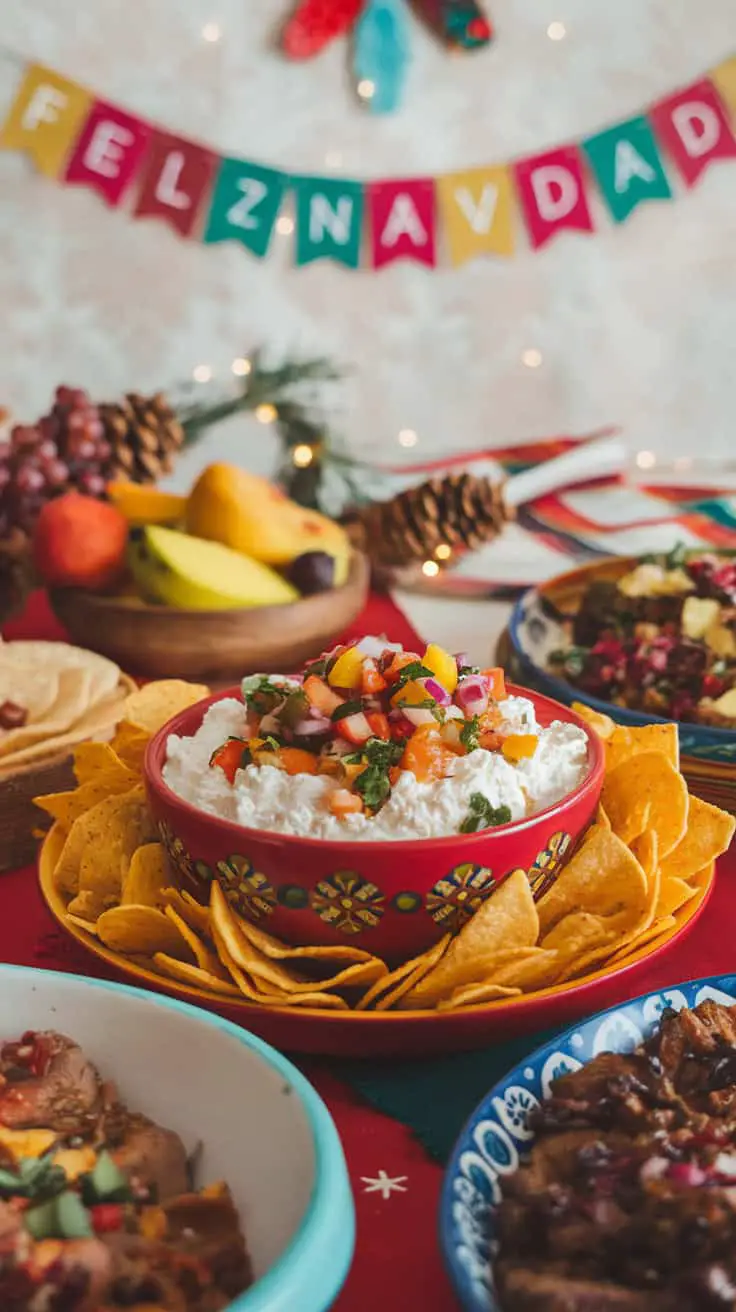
xmin=357 ymin=635 xmax=394 ymax=659
xmin=292 ymin=716 xmax=332 ymax=736
xmin=713 ymin=1152 xmax=736 ymax=1180
xmin=423 ymin=677 xmax=451 ymax=706
xmin=309 ymin=704 xmax=329 ymax=719
xmin=668 ymin=1161 xmax=707 ymax=1187
xmin=639 ymin=1156 xmax=669 ymax=1183
xmin=454 ymin=652 xmax=470 ymax=670
xmin=455 ymin=676 xmax=489 ymax=717
xmin=403 ymin=707 xmax=436 ymax=726
xmin=445 ymin=705 xmax=464 ymax=720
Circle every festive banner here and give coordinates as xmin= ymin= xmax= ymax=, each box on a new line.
xmin=369 ymin=178 xmax=436 ymax=268
xmin=583 ymin=116 xmax=672 ymax=223
xmin=650 ymin=79 xmax=736 ymax=187
xmin=294 ymin=176 xmax=364 ymax=266
xmin=133 ymin=131 xmax=218 ymax=237
xmin=513 ymin=145 xmax=594 ymax=248
xmin=64 ymin=101 xmax=150 ymax=206
xmin=204 ymin=159 xmax=287 ymax=257
xmin=436 ymin=165 xmax=514 ymax=262
xmin=712 ymin=56 xmax=736 ymax=116
xmin=0 ymin=64 xmax=91 ymax=178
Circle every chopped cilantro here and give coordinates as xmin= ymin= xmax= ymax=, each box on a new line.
xmin=354 ymin=764 xmax=393 ymax=810
xmin=345 ymin=737 xmax=405 ymax=768
xmin=303 ymin=657 xmax=328 ymax=678
xmin=241 ymin=675 xmax=288 ymax=714
xmin=458 ymin=664 xmax=480 ymax=677
xmin=279 ymin=689 xmax=309 ymax=728
xmin=666 ymin=541 xmax=689 ymax=570
xmin=347 ymin=738 xmax=406 ymax=811
xmin=332 ymin=700 xmax=364 ymax=721
xmin=459 ymin=793 xmax=512 ymax=834
xmin=260 ymin=735 xmax=281 ymax=753
xmin=459 ymin=715 xmax=481 ymax=752
xmin=394 ymin=696 xmax=436 ymax=710
xmin=393 ymin=661 xmax=434 ymax=690
xmin=0 ymin=1155 xmax=66 ymax=1201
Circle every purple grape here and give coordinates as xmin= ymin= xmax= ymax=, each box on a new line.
xmin=37 ymin=438 xmax=58 ymax=462
xmin=14 ymin=465 xmax=45 ymax=494
xmin=77 ymin=471 xmax=106 ymax=496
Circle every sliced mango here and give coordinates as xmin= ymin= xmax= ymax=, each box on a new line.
xmin=107 ymin=482 xmax=187 ymax=527
xmin=328 ymin=647 xmax=364 ymax=689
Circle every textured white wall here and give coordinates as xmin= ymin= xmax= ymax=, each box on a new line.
xmin=0 ymin=0 xmax=734 ymax=475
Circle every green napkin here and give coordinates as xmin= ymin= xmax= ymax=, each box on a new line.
xmin=329 ymin=1024 xmax=564 ymax=1163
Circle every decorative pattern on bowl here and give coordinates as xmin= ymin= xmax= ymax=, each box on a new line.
xmin=439 ymin=974 xmax=736 ymax=1312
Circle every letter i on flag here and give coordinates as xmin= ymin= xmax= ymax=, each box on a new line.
xmin=0 ymin=65 xmax=92 ymax=178
xmin=513 ymin=145 xmax=593 ymax=248
xmin=204 ymin=159 xmax=288 ymax=258
xmin=294 ymin=177 xmax=364 ymax=267
xmin=134 ymin=131 xmax=218 ymax=237
xmin=583 ymin=116 xmax=671 ymax=223
xmin=436 ymin=165 xmax=514 ymax=262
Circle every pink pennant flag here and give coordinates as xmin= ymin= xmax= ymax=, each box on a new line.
xmin=650 ymin=79 xmax=736 ymax=187
xmin=513 ymin=145 xmax=594 ymax=249
xmin=64 ymin=101 xmax=149 ymax=206
xmin=369 ymin=179 xmax=436 ymax=268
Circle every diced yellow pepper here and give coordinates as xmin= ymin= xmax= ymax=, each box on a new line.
xmin=502 ymin=734 xmax=538 ymax=763
xmin=392 ymin=679 xmax=431 ymax=707
xmin=0 ymin=1126 xmax=56 ymax=1163
xmin=52 ymin=1146 xmax=97 ymax=1181
xmin=423 ymin=643 xmax=458 ymax=694
xmin=327 ymin=646 xmax=365 ymax=689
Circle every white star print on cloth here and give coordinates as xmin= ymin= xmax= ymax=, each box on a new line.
xmin=360 ymin=1170 xmax=409 ymax=1199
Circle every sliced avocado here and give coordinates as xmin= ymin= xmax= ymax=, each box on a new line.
xmin=128 ymin=526 xmax=299 ymax=610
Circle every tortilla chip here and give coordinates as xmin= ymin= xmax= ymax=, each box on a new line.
xmin=355 ymin=936 xmax=450 ymax=1011
xmin=96 ymin=905 xmax=192 ymax=958
xmin=537 ymin=822 xmax=649 ymax=938
xmin=73 ymin=741 xmax=135 ymax=787
xmin=606 ymin=722 xmax=679 ymax=772
xmin=628 ymin=829 xmax=660 ymax=929
xmin=110 ymin=721 xmax=151 ymax=773
xmin=607 ymin=916 xmax=678 ymax=965
xmin=571 ymin=702 xmax=616 ymax=740
xmin=601 ymin=751 xmax=688 ymax=856
xmin=35 ymin=764 xmax=140 ymax=830
xmin=436 ymin=982 xmax=521 ymax=1010
xmin=482 ymin=947 xmax=561 ymax=992
xmin=659 ymin=795 xmax=735 ymax=881
xmin=123 ymin=681 xmax=210 ymax=735
xmin=231 ymin=914 xmax=383 ymax=968
xmin=399 ymin=870 xmax=539 ymax=1010
xmin=655 ymin=876 xmax=696 ymax=919
xmin=162 ymin=905 xmax=229 ymax=979
xmin=66 ymin=913 xmax=99 ymax=936
xmin=65 ymin=892 xmax=103 ymax=923
xmin=121 ymin=844 xmax=171 ymax=907
xmin=56 ymin=786 xmax=157 ymax=902
xmin=210 ymin=921 xmax=349 ymax=1009
xmin=161 ymin=888 xmax=210 ymax=936
xmin=152 ymin=953 xmax=241 ymax=996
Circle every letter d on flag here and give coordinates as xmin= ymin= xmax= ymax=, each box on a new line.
xmin=514 ymin=145 xmax=594 ymax=248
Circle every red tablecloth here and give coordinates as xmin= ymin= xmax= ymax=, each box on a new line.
xmin=3 ymin=592 xmax=735 ymax=1312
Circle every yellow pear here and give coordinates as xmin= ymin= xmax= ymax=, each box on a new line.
xmin=185 ymin=463 xmax=349 ymax=567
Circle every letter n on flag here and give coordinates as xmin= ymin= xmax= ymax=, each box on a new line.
xmin=133 ymin=131 xmax=218 ymax=237
xmin=649 ymin=79 xmax=736 ymax=187
xmin=513 ymin=145 xmax=594 ymax=249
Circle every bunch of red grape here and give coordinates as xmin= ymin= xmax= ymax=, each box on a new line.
xmin=0 ymin=387 xmax=112 ymax=536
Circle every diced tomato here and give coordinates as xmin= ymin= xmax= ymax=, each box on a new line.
xmin=303 ymin=674 xmax=344 ymax=716
xmin=276 ymin=747 xmax=319 ymax=775
xmin=90 ymin=1203 xmax=124 ymax=1234
xmin=328 ymin=789 xmax=364 ymax=817
xmin=366 ymin=712 xmax=391 ymax=740
xmin=361 ymin=658 xmax=387 ymax=695
xmin=209 ymin=737 xmax=247 ymax=784
xmin=481 ymin=667 xmax=506 ymax=700
xmin=335 ymin=711 xmax=373 ymax=746
xmin=384 ymin=651 xmax=421 ymax=683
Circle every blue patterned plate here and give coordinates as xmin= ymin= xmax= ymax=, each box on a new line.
xmin=439 ymin=974 xmax=736 ymax=1311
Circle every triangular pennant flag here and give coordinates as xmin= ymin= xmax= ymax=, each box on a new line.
xmin=583 ymin=116 xmax=672 ymax=223
xmin=0 ymin=64 xmax=92 ymax=178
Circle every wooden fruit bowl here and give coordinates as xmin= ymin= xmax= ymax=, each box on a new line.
xmin=48 ymin=551 xmax=371 ymax=682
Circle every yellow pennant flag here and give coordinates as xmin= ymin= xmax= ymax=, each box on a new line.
xmin=712 ymin=56 xmax=736 ymax=116
xmin=0 ymin=65 xmax=92 ymax=178
xmin=437 ymin=165 xmax=515 ymax=264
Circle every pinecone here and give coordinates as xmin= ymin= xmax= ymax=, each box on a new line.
xmin=100 ymin=392 xmax=185 ymax=484
xmin=345 ymin=472 xmax=511 ymax=571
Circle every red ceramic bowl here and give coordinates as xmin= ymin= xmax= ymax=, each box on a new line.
xmin=144 ymin=685 xmax=605 ymax=965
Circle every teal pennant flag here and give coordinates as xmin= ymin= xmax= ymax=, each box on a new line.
xmin=583 ymin=115 xmax=672 ymax=223
xmin=204 ymin=159 xmax=287 ymax=258
xmin=294 ymin=177 xmax=364 ymax=268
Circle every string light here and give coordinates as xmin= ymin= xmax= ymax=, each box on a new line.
xmin=398 ymin=428 xmax=418 ymax=448
xmin=547 ymin=21 xmax=566 ymax=40
xmin=192 ymin=364 xmax=212 ymax=383
xmin=522 ymin=349 xmax=543 ymax=368
xmin=201 ymin=22 xmax=221 ymax=42
xmin=292 ymin=444 xmax=314 ymax=468
xmin=255 ymin=404 xmax=278 ymax=424
xmin=357 ymin=79 xmax=375 ymax=100
xmin=636 ymin=450 xmax=656 ymax=469
xmin=422 ymin=560 xmax=440 ymax=578
xmin=231 ymin=357 xmax=251 ymax=377
xmin=435 ymin=543 xmax=452 ymax=561
xmin=276 ymin=215 xmax=294 ymax=236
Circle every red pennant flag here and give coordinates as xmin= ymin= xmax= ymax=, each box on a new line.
xmin=650 ymin=79 xmax=736 ymax=187
xmin=63 ymin=101 xmax=149 ymax=206
xmin=514 ymin=145 xmax=593 ymax=249
xmin=133 ymin=131 xmax=218 ymax=237
xmin=369 ymin=179 xmax=436 ymax=268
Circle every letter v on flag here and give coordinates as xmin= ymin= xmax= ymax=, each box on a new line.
xmin=436 ymin=166 xmax=514 ymax=263
xmin=0 ymin=64 xmax=92 ymax=178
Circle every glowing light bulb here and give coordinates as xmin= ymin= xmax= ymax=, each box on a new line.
xmin=192 ymin=364 xmax=212 ymax=383
xmin=398 ymin=428 xmax=418 ymax=448
xmin=522 ymin=349 xmax=543 ymax=368
xmin=202 ymin=22 xmax=221 ymax=42
xmin=231 ymin=357 xmax=251 ymax=377
xmin=256 ymin=404 xmax=278 ymax=425
xmin=292 ymin=444 xmax=314 ymax=468
xmin=636 ymin=450 xmax=656 ymax=469
xmin=435 ymin=543 xmax=452 ymax=561
xmin=276 ymin=216 xmax=294 ymax=236
xmin=357 ymin=79 xmax=375 ymax=100
xmin=422 ymin=560 xmax=440 ymax=578
xmin=547 ymin=21 xmax=566 ymax=40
